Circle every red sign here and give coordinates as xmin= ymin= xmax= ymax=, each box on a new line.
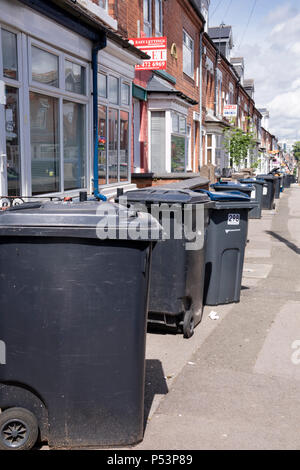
xmin=128 ymin=37 xmax=167 ymax=71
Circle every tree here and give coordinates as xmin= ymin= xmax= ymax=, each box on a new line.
xmin=223 ymin=119 xmax=257 ymax=168
xmin=292 ymin=141 xmax=300 ymax=161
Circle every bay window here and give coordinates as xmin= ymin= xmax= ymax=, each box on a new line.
xmin=28 ymin=40 xmax=88 ymax=195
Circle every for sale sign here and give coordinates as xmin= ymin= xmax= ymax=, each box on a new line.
xmin=223 ymin=104 xmax=238 ymax=118
xmin=128 ymin=37 xmax=167 ymax=71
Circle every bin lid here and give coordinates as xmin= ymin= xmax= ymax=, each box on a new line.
xmin=211 ymin=182 xmax=254 ymax=190
xmin=0 ymin=200 xmax=163 ymax=240
xmin=196 ymin=189 xmax=250 ymax=201
xmin=257 ymin=174 xmax=278 ymax=181
xmin=121 ymin=188 xmax=210 ymax=204
xmin=239 ymin=178 xmax=265 ymax=185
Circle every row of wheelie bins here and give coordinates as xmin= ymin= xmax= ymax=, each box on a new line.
xmin=0 ymin=169 xmax=294 ymax=450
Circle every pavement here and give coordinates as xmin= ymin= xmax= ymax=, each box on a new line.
xmin=131 ymin=184 xmax=300 ymax=450
xmin=40 ymin=184 xmax=300 ymax=451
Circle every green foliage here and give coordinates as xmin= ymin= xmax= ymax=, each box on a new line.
xmin=223 ymin=119 xmax=257 ymax=167
xmin=251 ymin=159 xmax=261 ymax=170
xmin=292 ymin=141 xmax=300 ymax=161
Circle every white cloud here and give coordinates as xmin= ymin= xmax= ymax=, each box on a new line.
xmin=239 ymin=3 xmax=300 ymax=140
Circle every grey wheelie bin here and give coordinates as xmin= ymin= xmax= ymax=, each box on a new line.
xmin=118 ymin=188 xmax=211 ymax=339
xmin=238 ymin=178 xmax=265 ymax=219
xmin=257 ymin=174 xmax=277 ymax=210
xmin=196 ymin=190 xmax=256 ymax=306
xmin=0 ymin=200 xmax=162 ymax=450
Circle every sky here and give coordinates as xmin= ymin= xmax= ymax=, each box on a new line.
xmin=209 ymin=0 xmax=300 ymax=143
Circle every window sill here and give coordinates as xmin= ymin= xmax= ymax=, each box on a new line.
xmin=183 ymin=71 xmax=194 ymax=82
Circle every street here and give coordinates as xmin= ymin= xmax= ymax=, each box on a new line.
xmin=134 ymin=184 xmax=300 ymax=450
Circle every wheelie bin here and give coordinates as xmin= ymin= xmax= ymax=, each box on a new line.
xmin=211 ymin=181 xmax=258 ymax=219
xmin=0 ymin=199 xmax=162 ymax=450
xmin=238 ymin=178 xmax=265 ymax=219
xmin=118 ymin=188 xmax=211 ymax=338
xmin=283 ymin=173 xmax=290 ymax=189
xmin=211 ymin=181 xmax=254 ymax=199
xmin=257 ymin=174 xmax=277 ymax=210
xmin=274 ymin=175 xmax=282 ymax=199
xmin=196 ymin=190 xmax=256 ymax=306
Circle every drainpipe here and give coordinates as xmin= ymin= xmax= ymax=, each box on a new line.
xmin=92 ymin=42 xmax=107 ymax=201
xmin=199 ymin=29 xmax=204 ymax=172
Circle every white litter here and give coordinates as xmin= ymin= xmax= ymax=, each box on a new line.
xmin=188 ymin=361 xmax=196 ymax=365
xmin=209 ymin=311 xmax=220 ymax=320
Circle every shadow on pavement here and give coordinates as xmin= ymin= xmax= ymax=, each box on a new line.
xmin=144 ymin=359 xmax=169 ymax=430
xmin=266 ymin=230 xmax=300 ymax=255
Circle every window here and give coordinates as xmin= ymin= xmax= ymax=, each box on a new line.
xmin=2 ymin=29 xmax=18 ymax=80
xmin=171 ymin=112 xmax=187 ymax=172
xmin=98 ymin=72 xmax=131 ymax=184
xmin=30 ymin=92 xmax=60 ymax=195
xmin=151 ymin=111 xmax=165 ymax=173
xmin=5 ymin=86 xmax=21 ymax=196
xmin=207 ymin=134 xmax=213 ymax=164
xmin=31 ymin=46 xmax=59 ymax=88
xmin=65 ymin=60 xmax=86 ymax=95
xmin=120 ymin=111 xmax=129 ymax=181
xmin=144 ymin=0 xmax=152 ymax=37
xmin=121 ymin=83 xmax=130 ymax=105
xmin=229 ymin=82 xmax=234 ymax=105
xmin=98 ymin=105 xmax=107 ymax=185
xmin=99 ymin=0 xmax=107 ymax=9
xmin=109 ymin=76 xmax=119 ymax=104
xmin=108 ymin=109 xmax=118 ymax=183
xmin=98 ymin=73 xmax=107 ymax=98
xmin=155 ymin=0 xmax=163 ymax=37
xmin=183 ymin=30 xmax=194 ymax=78
xmin=63 ymin=101 xmax=86 ymax=191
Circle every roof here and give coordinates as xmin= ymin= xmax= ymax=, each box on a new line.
xmin=147 ymin=75 xmax=198 ymax=106
xmin=208 ymin=25 xmax=232 ymax=40
xmin=18 ymin=0 xmax=149 ymax=61
xmin=244 ymin=79 xmax=254 ymax=88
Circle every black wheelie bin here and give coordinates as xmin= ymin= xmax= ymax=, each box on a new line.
xmin=0 ymin=200 xmax=162 ymax=450
xmin=238 ymin=178 xmax=265 ymax=219
xmin=118 ymin=188 xmax=211 ymax=339
xmin=196 ymin=190 xmax=256 ymax=306
xmin=257 ymin=174 xmax=277 ymax=209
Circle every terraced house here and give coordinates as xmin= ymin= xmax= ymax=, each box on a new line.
xmin=0 ymin=0 xmax=280 ymax=200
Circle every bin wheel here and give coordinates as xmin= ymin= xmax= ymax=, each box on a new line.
xmin=0 ymin=407 xmax=39 ymax=451
xmin=183 ymin=310 xmax=195 ymax=339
